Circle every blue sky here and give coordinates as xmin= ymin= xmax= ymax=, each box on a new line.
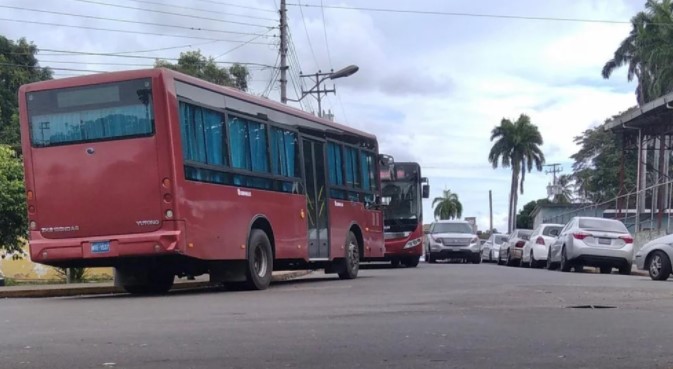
xmin=0 ymin=0 xmax=645 ymax=231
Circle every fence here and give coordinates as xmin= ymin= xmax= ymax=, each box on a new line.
xmin=541 ymin=179 xmax=673 ymax=252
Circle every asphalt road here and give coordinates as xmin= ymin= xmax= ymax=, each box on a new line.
xmin=1 ymin=262 xmax=673 ymax=369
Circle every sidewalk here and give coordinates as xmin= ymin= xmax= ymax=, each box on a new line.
xmin=0 ymin=270 xmax=312 ymax=298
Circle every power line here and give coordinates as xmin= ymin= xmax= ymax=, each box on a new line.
xmin=122 ymin=0 xmax=278 ymax=21
xmin=287 ymin=3 xmax=633 ymax=24
xmin=319 ymin=0 xmax=347 ymax=123
xmin=296 ymin=0 xmax=319 ymax=69
xmin=192 ymin=0 xmax=277 ymax=13
xmin=0 ymin=5 xmax=277 ymax=37
xmin=0 ymin=62 xmax=107 ymax=73
xmin=215 ymin=29 xmax=276 ymax=59
xmin=39 ymin=60 xmax=269 ymax=69
xmin=72 ymin=0 xmax=275 ymax=28
xmin=0 ymin=18 xmax=276 ymax=43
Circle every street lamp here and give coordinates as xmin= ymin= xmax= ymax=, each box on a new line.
xmin=287 ymin=65 xmax=359 ymax=118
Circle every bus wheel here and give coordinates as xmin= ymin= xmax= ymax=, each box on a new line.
xmin=244 ymin=229 xmax=273 ymax=290
xmin=116 ymin=267 xmax=174 ymax=295
xmin=402 ymin=256 xmax=420 ymax=268
xmin=338 ymin=232 xmax=360 ymax=280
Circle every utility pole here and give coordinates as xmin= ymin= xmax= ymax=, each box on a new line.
xmin=544 ymin=163 xmax=562 ymax=185
xmin=300 ymin=71 xmax=336 ymax=117
xmin=279 ymin=0 xmax=288 ymax=104
xmin=489 ymin=190 xmax=493 ymax=233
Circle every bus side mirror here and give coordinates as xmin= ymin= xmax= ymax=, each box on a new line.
xmin=378 ymin=196 xmax=391 ymax=206
xmin=421 ymin=177 xmax=429 ymax=198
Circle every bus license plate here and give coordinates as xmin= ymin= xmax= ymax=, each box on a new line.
xmin=91 ymin=241 xmax=110 ymax=253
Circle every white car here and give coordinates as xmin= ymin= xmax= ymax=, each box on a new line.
xmin=498 ymin=229 xmax=533 ymax=266
xmin=521 ymin=223 xmax=563 ymax=268
xmin=481 ymin=234 xmax=507 ymax=262
xmin=548 ymin=217 xmax=634 ymax=274
xmin=635 ymin=234 xmax=673 ymax=281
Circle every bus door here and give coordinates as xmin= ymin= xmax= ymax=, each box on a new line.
xmin=302 ymin=138 xmax=330 ymax=259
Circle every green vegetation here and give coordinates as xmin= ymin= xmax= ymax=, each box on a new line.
xmin=155 ymin=50 xmax=250 ymax=91
xmin=432 ymin=189 xmax=463 ymax=220
xmin=488 ymin=114 xmax=545 ymax=232
xmin=0 ymin=145 xmax=27 ymax=253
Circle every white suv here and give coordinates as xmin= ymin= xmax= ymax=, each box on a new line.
xmin=424 ymin=220 xmax=481 ymax=264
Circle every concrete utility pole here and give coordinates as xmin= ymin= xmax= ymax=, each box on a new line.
xmin=301 ymin=71 xmax=336 ymax=117
xmin=279 ymin=0 xmax=288 ymax=104
xmin=489 ymin=190 xmax=493 ymax=233
xmin=544 ymin=163 xmax=562 ymax=186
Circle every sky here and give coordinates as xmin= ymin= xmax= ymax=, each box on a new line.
xmin=0 ymin=0 xmax=645 ymax=232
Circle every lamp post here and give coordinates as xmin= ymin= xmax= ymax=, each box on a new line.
xmin=287 ymin=65 xmax=359 ymax=118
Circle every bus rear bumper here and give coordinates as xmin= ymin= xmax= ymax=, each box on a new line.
xmin=29 ymin=229 xmax=184 ymax=266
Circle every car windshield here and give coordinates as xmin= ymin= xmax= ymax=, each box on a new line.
xmin=494 ymin=235 xmax=507 ymax=244
xmin=432 ymin=222 xmax=473 ymax=234
xmin=579 ymin=219 xmax=628 ymax=233
xmin=516 ymin=230 xmax=532 ymax=240
xmin=542 ymin=226 xmax=563 ymax=237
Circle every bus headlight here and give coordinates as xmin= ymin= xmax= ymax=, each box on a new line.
xmin=404 ymin=238 xmax=422 ymax=249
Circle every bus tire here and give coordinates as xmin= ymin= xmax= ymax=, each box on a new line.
xmin=244 ymin=229 xmax=273 ymax=290
xmin=338 ymin=231 xmax=360 ymax=280
xmin=403 ymin=256 xmax=420 ymax=268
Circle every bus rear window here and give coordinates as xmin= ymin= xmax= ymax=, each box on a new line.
xmin=27 ymin=79 xmax=154 ymax=147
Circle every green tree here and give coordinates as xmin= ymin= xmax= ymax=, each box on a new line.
xmin=551 ymin=174 xmax=574 ymax=204
xmin=0 ymin=145 xmax=27 ymax=253
xmin=602 ymin=0 xmax=673 ymax=104
xmin=0 ymin=36 xmax=53 ymax=149
xmin=155 ymin=50 xmax=249 ymax=90
xmin=516 ymin=199 xmax=551 ymax=229
xmin=432 ymin=189 xmax=463 ymax=220
xmin=570 ymin=124 xmax=637 ymax=203
xmin=488 ymin=114 xmax=545 ymax=233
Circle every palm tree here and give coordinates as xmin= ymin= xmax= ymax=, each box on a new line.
xmin=488 ymin=114 xmax=545 ymax=233
xmin=552 ymin=174 xmax=574 ymax=204
xmin=432 ymin=189 xmax=463 ymax=220
xmin=603 ymin=0 xmax=673 ymax=105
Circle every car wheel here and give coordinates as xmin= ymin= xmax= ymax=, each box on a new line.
xmin=599 ymin=266 xmax=612 ymax=274
xmin=472 ymin=254 xmax=482 ymax=264
xmin=428 ymin=252 xmax=437 ymax=264
xmin=489 ymin=250 xmax=493 ymax=262
xmin=529 ymin=251 xmax=536 ymax=268
xmin=648 ymin=251 xmax=672 ymax=281
xmin=560 ymin=247 xmax=572 ymax=272
xmin=506 ymin=251 xmax=517 ymax=267
xmin=618 ymin=262 xmax=632 ymax=276
xmin=546 ymin=249 xmax=557 ymax=270
xmin=574 ymin=263 xmax=584 ymax=273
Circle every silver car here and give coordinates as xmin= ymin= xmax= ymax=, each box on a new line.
xmin=635 ymin=234 xmax=673 ymax=281
xmin=424 ymin=220 xmax=481 ymax=264
xmin=548 ymin=217 xmax=634 ymax=274
xmin=521 ymin=223 xmax=563 ymax=268
xmin=481 ymin=234 xmax=507 ymax=262
xmin=498 ymin=229 xmax=533 ymax=266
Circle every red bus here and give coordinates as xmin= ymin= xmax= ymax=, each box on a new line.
xmin=19 ymin=68 xmax=385 ymax=294
xmin=377 ymin=160 xmax=429 ymax=267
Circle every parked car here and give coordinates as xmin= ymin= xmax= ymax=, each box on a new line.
xmin=424 ymin=220 xmax=481 ymax=264
xmin=547 ymin=217 xmax=634 ymax=274
xmin=521 ymin=223 xmax=564 ymax=268
xmin=481 ymin=234 xmax=508 ymax=262
xmin=498 ymin=229 xmax=533 ymax=266
xmin=635 ymin=234 xmax=673 ymax=281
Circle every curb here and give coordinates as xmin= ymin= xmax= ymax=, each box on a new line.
xmin=0 ymin=270 xmax=312 ymax=298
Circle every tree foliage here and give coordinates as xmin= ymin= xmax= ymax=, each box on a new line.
xmin=516 ymin=199 xmax=550 ymax=229
xmin=155 ymin=50 xmax=249 ymax=90
xmin=432 ymin=189 xmax=463 ymax=220
xmin=570 ymin=124 xmax=637 ymax=203
xmin=603 ymin=0 xmax=673 ymax=104
xmin=0 ymin=36 xmax=53 ymax=149
xmin=488 ymin=114 xmax=545 ymax=232
xmin=0 ymin=145 xmax=27 ymax=253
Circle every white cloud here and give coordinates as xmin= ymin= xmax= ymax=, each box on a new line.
xmin=1 ymin=0 xmax=643 ymax=230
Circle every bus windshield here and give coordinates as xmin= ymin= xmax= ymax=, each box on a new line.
xmin=27 ymin=79 xmax=154 ymax=147
xmin=382 ymin=180 xmax=420 ymax=221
